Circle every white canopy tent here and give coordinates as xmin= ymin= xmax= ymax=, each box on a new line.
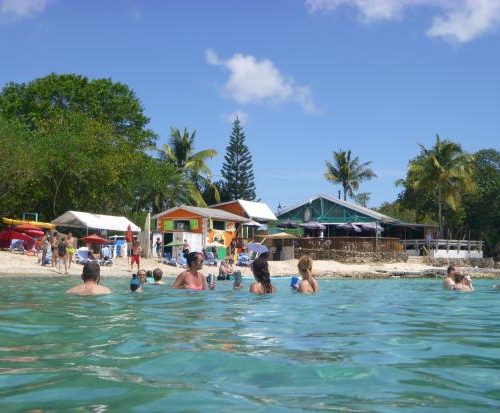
xmin=51 ymin=211 xmax=141 ymax=233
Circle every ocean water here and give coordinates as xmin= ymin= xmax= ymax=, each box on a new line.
xmin=1 ymin=276 xmax=500 ymax=412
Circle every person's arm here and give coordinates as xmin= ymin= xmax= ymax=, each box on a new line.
xmin=171 ymin=273 xmax=186 ymax=289
xmin=443 ymin=277 xmax=455 ymax=290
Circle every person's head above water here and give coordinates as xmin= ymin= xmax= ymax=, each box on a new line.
xmin=153 ymin=268 xmax=163 ymax=281
xmin=82 ymin=261 xmax=100 ymax=283
xmin=447 ymin=265 xmax=459 ymax=276
xmin=251 ymin=256 xmax=273 ymax=293
xmin=298 ymin=255 xmax=313 ymax=276
xmin=187 ymin=251 xmax=203 ymax=268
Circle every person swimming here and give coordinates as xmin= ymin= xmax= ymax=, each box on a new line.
xmin=171 ymin=252 xmax=214 ymax=290
xmin=297 ymin=255 xmax=319 ymax=294
xmin=66 ymin=261 xmax=111 ymax=296
xmin=249 ymin=256 xmax=276 ymax=294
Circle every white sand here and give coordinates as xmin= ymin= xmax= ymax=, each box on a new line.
xmin=0 ymin=250 xmax=445 ymax=279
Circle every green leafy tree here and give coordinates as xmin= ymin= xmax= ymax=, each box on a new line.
xmin=463 ymin=149 xmax=500 ymax=259
xmin=353 ymin=192 xmax=371 ymax=207
xmin=221 ymin=118 xmax=256 ymax=201
xmin=404 ymin=135 xmax=475 ymax=236
xmin=0 ymin=73 xmax=156 ymax=149
xmin=324 ymin=149 xmax=376 ymax=201
xmin=161 ymin=127 xmax=218 ymax=206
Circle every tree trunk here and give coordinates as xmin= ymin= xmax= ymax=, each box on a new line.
xmin=438 ymin=185 xmax=442 ymax=238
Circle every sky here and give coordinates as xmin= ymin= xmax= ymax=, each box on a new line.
xmin=1 ymin=0 xmax=499 ymax=212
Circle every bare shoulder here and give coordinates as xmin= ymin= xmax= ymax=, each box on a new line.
xmin=249 ymin=282 xmax=260 ymax=294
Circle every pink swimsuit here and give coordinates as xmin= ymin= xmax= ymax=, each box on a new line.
xmin=185 ymin=282 xmax=203 ymax=290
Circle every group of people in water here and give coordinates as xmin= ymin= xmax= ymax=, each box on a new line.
xmin=66 ymin=251 xmax=320 ymax=296
xmin=66 ymin=250 xmax=481 ymax=297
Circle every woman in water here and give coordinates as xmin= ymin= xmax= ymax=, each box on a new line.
xmin=172 ymin=252 xmax=214 ymax=290
xmin=249 ymin=256 xmax=276 ymax=294
xmin=443 ymin=265 xmax=474 ymax=292
xmin=297 ymin=255 xmax=319 ymax=294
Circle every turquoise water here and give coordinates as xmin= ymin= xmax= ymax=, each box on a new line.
xmin=1 ymin=277 xmax=500 ymax=412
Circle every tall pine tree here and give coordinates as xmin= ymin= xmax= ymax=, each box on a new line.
xmin=221 ymin=118 xmax=256 ymax=200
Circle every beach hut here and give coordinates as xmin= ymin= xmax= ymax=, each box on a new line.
xmin=152 ymin=205 xmax=249 ymax=260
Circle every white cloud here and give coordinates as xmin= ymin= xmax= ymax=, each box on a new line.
xmin=221 ymin=110 xmax=249 ymax=125
xmin=0 ymin=0 xmax=50 ymax=22
xmin=306 ymin=0 xmax=500 ymax=43
xmin=206 ymin=49 xmax=318 ymax=114
xmin=306 ymin=0 xmax=405 ymax=22
xmin=427 ymin=0 xmax=500 ymax=43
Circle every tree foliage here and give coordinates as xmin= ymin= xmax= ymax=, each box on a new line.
xmin=324 ymin=149 xmax=376 ymax=201
xmin=221 ymin=118 xmax=257 ymax=201
xmin=0 ymin=74 xmax=191 ymax=221
xmin=398 ymin=135 xmax=475 ymax=235
xmin=161 ymin=127 xmax=218 ymax=207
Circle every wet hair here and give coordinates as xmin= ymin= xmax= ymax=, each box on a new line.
xmin=251 ymin=256 xmax=273 ymax=294
xmin=187 ymin=251 xmax=203 ymax=267
xmin=447 ymin=265 xmax=458 ymax=275
xmin=146 ymin=270 xmax=153 ymax=278
xmin=153 ymin=268 xmax=163 ymax=281
xmin=82 ymin=261 xmax=100 ymax=282
xmin=298 ymin=255 xmax=316 ymax=292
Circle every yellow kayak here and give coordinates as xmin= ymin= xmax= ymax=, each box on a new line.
xmin=2 ymin=217 xmax=55 ymax=230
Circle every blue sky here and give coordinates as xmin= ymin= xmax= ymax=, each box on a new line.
xmin=1 ymin=0 xmax=499 ymax=211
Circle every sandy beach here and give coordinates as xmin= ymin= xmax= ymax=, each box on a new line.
xmin=1 ymin=249 xmax=498 ymax=279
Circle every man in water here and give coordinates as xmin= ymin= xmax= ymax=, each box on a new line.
xmin=66 ymin=261 xmax=111 ymax=296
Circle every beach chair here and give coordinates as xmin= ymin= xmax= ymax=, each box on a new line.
xmin=237 ymin=253 xmax=252 ymax=267
xmin=99 ymin=246 xmax=113 ymax=266
xmin=9 ymin=239 xmax=25 ymax=254
xmin=203 ymin=251 xmax=217 ymax=266
xmin=75 ymin=247 xmax=99 ymax=265
xmin=176 ymin=253 xmax=188 ymax=268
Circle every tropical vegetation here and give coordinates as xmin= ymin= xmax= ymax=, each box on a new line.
xmin=324 ymin=149 xmax=377 ymax=202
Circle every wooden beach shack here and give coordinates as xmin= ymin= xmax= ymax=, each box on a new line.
xmin=152 ymin=205 xmax=249 ymax=260
xmin=210 ymin=199 xmax=277 ymax=238
xmin=275 ymin=194 xmax=483 ymax=258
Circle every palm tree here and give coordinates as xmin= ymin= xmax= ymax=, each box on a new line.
xmin=324 ymin=150 xmax=377 ymax=201
xmin=161 ymin=128 xmax=218 ymax=206
xmin=408 ymin=134 xmax=475 ymax=236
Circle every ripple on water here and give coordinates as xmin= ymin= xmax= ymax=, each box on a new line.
xmin=1 ymin=277 xmax=500 ymax=411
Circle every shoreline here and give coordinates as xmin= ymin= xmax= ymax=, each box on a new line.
xmin=1 ymin=250 xmax=499 ymax=279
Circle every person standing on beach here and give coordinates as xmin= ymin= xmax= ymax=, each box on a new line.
xmin=66 ymin=232 xmax=76 ymax=270
xmin=58 ymin=236 xmax=68 ymax=274
xmin=182 ymin=239 xmax=190 ymax=259
xmin=130 ymin=240 xmax=142 ymax=273
xmin=39 ymin=232 xmax=49 ymax=266
xmin=155 ymin=236 xmax=162 ymax=261
xmin=172 ymin=252 xmax=214 ymax=290
xmin=297 ymin=255 xmax=319 ymax=294
xmin=50 ymin=232 xmax=59 ymax=268
xmin=249 ymin=256 xmax=276 ymax=294
xmin=66 ymin=261 xmax=111 ymax=296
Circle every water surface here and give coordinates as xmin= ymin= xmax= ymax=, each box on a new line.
xmin=1 ymin=277 xmax=499 ymax=412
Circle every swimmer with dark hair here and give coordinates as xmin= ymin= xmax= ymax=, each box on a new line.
xmin=67 ymin=261 xmax=111 ymax=295
xmin=249 ymin=256 xmax=276 ymax=294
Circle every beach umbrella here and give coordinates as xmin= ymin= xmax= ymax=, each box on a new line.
xmin=14 ymin=223 xmax=45 ymax=238
xmin=264 ymin=232 xmax=298 ymax=239
xmin=0 ymin=230 xmax=35 ymax=249
xmin=299 ymin=222 xmax=326 ymax=230
xmin=277 ymin=219 xmax=298 ymax=229
xmin=337 ymin=223 xmax=362 ymax=233
xmin=358 ymin=222 xmax=384 ymax=232
xmin=81 ymin=234 xmax=109 ymax=244
xmin=166 ymin=240 xmax=184 ymax=247
xmin=246 ymin=242 xmax=269 ymax=254
xmin=125 ymin=224 xmax=133 ymax=243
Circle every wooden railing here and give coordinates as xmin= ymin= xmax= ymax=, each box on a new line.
xmin=403 ymin=239 xmax=483 ymax=252
xmin=296 ymin=237 xmax=403 ymax=253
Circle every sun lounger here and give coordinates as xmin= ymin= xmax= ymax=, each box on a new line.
xmin=75 ymin=247 xmax=99 ymax=265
